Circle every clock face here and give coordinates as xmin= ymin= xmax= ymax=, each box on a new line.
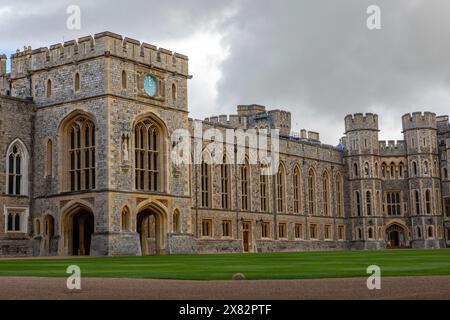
xmin=143 ymin=74 xmax=157 ymax=97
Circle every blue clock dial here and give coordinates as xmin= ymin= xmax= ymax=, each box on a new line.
xmin=144 ymin=74 xmax=157 ymax=97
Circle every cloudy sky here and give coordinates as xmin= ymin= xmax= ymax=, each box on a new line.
xmin=1 ymin=0 xmax=450 ymax=145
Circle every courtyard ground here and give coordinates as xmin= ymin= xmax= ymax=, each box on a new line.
xmin=0 ymin=275 xmax=449 ymax=299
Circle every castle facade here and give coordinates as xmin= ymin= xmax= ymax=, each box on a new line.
xmin=0 ymin=32 xmax=449 ymax=256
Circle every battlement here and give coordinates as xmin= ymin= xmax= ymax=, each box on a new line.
xmin=401 ymin=112 xmax=436 ymax=131
xmin=344 ymin=113 xmax=378 ymax=132
xmin=237 ymin=104 xmax=266 ymax=116
xmin=437 ymin=115 xmax=450 ymax=134
xmin=8 ymin=31 xmax=189 ymax=79
xmin=379 ymin=140 xmax=406 ymax=155
xmin=0 ymin=54 xmax=7 ymax=76
xmin=203 ymin=114 xmax=248 ymax=128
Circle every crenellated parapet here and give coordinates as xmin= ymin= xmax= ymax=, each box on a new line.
xmin=379 ymin=140 xmax=406 ymax=156
xmin=203 ymin=114 xmax=247 ymax=129
xmin=9 ymin=31 xmax=189 ymax=80
xmin=401 ymin=112 xmax=436 ymax=131
xmin=344 ymin=113 xmax=378 ymax=132
xmin=437 ymin=115 xmax=450 ymax=134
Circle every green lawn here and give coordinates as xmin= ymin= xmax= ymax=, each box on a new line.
xmin=0 ymin=249 xmax=449 ymax=280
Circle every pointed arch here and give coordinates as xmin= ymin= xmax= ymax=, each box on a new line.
xmin=200 ymin=159 xmax=211 ymax=208
xmin=74 ymin=72 xmax=80 ymax=91
xmin=46 ymin=139 xmax=53 ymax=177
xmin=308 ymin=168 xmax=316 ymax=215
xmin=240 ymin=157 xmax=250 ymax=211
xmin=121 ymin=206 xmax=131 ymax=231
xmin=353 ymin=162 xmax=359 ymax=177
xmin=355 ymin=191 xmax=361 ymax=216
xmin=322 ymin=170 xmax=330 ymax=216
xmin=172 ymin=83 xmax=177 ymax=101
xmin=46 ymin=79 xmax=52 ymax=98
xmin=5 ymin=138 xmax=29 ymax=196
xmin=259 ymin=161 xmax=270 ymax=212
xmin=122 ymin=70 xmax=127 ymax=89
xmin=133 ymin=114 xmax=169 ymax=192
xmin=276 ymin=162 xmax=286 ymax=213
xmin=366 ymin=190 xmax=372 ymax=216
xmin=220 ymin=154 xmax=230 ymax=209
xmin=293 ymin=164 xmax=302 ymax=213
xmin=173 ymin=209 xmax=180 ymax=233
xmin=59 ymin=110 xmax=97 ymax=192
xmin=425 ymin=189 xmax=431 ymax=214
xmin=336 ymin=172 xmax=344 ymax=217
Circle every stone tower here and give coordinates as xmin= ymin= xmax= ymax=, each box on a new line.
xmin=6 ymin=32 xmax=193 ymax=256
xmin=402 ymin=112 xmax=444 ymax=248
xmin=345 ymin=113 xmax=384 ymax=249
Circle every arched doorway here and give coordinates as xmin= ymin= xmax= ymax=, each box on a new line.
xmin=386 ymin=224 xmax=407 ymax=248
xmin=137 ymin=208 xmax=165 ymax=255
xmin=43 ymin=215 xmax=55 ymax=254
xmin=63 ymin=207 xmax=95 ymax=256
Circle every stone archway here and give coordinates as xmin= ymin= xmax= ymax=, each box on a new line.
xmin=136 ymin=207 xmax=166 ymax=255
xmin=62 ymin=205 xmax=95 ymax=256
xmin=386 ymin=223 xmax=408 ymax=248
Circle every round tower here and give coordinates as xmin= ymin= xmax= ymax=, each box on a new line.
xmin=344 ymin=113 xmax=383 ymax=249
xmin=402 ymin=112 xmax=444 ymax=248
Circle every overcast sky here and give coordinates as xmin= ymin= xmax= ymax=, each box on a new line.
xmin=1 ymin=0 xmax=450 ymax=145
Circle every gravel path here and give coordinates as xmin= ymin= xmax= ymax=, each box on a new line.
xmin=0 ymin=276 xmax=449 ymax=300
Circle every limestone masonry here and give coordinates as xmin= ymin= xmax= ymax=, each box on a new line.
xmin=0 ymin=32 xmax=449 ymax=256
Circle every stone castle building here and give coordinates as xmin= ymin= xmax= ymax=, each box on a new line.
xmin=0 ymin=32 xmax=449 ymax=256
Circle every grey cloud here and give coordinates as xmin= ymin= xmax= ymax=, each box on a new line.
xmin=1 ymin=0 xmax=450 ymax=144
xmin=215 ymin=0 xmax=450 ymax=144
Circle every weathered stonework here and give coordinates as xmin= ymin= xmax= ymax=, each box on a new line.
xmin=0 ymin=32 xmax=448 ymax=257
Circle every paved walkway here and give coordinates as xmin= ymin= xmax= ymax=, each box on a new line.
xmin=0 ymin=276 xmax=449 ymax=299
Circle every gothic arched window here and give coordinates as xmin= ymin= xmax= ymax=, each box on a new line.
xmin=424 ymin=161 xmax=429 ymax=175
xmin=308 ymin=168 xmax=316 ymax=215
xmin=425 ymin=189 xmax=431 ymax=214
xmin=67 ymin=116 xmax=95 ymax=191
xmin=134 ymin=119 xmax=161 ymax=192
xmin=355 ymin=191 xmax=361 ymax=216
xmin=172 ymin=83 xmax=177 ymax=101
xmin=415 ymin=190 xmax=420 ymax=214
xmin=221 ymin=155 xmax=230 ymax=209
xmin=260 ymin=165 xmax=269 ymax=212
xmin=46 ymin=139 xmax=53 ymax=177
xmin=276 ymin=163 xmax=286 ymax=213
xmin=200 ymin=161 xmax=210 ymax=208
xmin=173 ymin=209 xmax=180 ymax=233
xmin=366 ymin=190 xmax=372 ymax=216
xmin=322 ymin=171 xmax=330 ymax=216
xmin=74 ymin=72 xmax=80 ymax=92
xmin=364 ymin=162 xmax=370 ymax=176
xmin=336 ymin=173 xmax=344 ymax=217
xmin=353 ymin=163 xmax=359 ymax=178
xmin=293 ymin=166 xmax=301 ymax=213
xmin=122 ymin=70 xmax=127 ymax=89
xmin=6 ymin=141 xmax=28 ymax=195
xmin=46 ymin=79 xmax=52 ymax=98
xmin=240 ymin=159 xmax=250 ymax=211
xmin=121 ymin=206 xmax=130 ymax=231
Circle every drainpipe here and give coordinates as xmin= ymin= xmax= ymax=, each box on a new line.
xmin=235 ymin=145 xmax=239 ymax=240
xmin=194 ymin=163 xmax=198 ymax=239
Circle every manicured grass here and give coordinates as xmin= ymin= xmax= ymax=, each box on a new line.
xmin=0 ymin=249 xmax=449 ymax=280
